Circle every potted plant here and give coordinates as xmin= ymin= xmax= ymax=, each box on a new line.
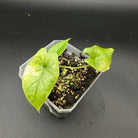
xmin=19 ymin=39 xmax=114 ymax=118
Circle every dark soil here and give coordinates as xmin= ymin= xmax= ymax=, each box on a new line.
xmin=48 ymin=50 xmax=99 ymax=109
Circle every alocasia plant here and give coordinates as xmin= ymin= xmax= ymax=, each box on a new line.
xmin=22 ymin=39 xmax=114 ymax=112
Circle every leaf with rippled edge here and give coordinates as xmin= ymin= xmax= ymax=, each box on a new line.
xmin=83 ymin=45 xmax=114 ymax=72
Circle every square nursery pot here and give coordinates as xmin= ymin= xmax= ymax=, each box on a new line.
xmin=19 ymin=40 xmax=102 ymax=118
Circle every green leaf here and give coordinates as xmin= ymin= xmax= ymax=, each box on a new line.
xmin=83 ymin=45 xmax=114 ymax=72
xmin=22 ymin=48 xmax=59 ymax=112
xmin=48 ymin=38 xmax=71 ymax=56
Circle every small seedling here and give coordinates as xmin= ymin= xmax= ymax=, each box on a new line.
xmin=22 ymin=38 xmax=114 ymax=112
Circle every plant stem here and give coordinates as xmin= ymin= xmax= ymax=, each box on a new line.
xmin=59 ymin=65 xmax=89 ymax=69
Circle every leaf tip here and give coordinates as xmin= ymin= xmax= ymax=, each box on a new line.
xmin=82 ymin=48 xmax=87 ymax=54
xmin=35 ymin=105 xmax=41 ymax=113
xmin=110 ymin=48 xmax=115 ymax=53
xmin=65 ymin=38 xmax=71 ymax=42
xmin=37 ymin=109 xmax=41 ymax=113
